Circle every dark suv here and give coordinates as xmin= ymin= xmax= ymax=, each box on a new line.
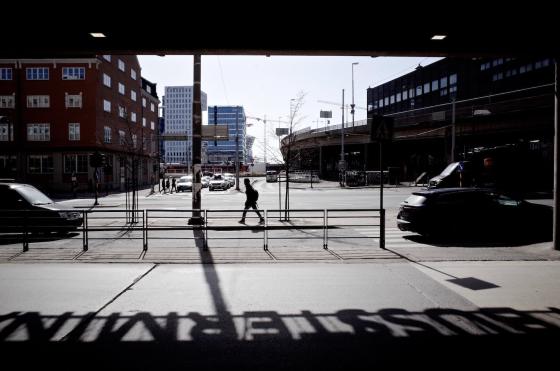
xmin=0 ymin=182 xmax=83 ymax=234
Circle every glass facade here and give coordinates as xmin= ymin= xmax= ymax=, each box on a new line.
xmin=205 ymin=106 xmax=247 ymax=164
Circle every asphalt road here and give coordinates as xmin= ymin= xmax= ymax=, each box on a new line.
xmin=0 ymin=178 xmax=555 ymax=260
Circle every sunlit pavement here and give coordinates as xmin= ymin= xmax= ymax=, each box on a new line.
xmin=1 ymin=262 xmax=560 ymax=369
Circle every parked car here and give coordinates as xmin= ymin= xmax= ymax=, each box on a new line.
xmin=397 ymin=187 xmax=552 ymax=238
xmin=176 ymin=176 xmax=193 ymax=192
xmin=209 ymin=174 xmax=229 ymax=191
xmin=201 ymin=176 xmax=211 ymax=188
xmin=0 ymin=182 xmax=83 ymax=234
xmin=223 ymin=173 xmax=235 ymax=187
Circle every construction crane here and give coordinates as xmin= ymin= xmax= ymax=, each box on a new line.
xmin=245 ymin=115 xmax=290 ymax=165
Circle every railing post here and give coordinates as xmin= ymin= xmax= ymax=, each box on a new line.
xmin=143 ymin=210 xmax=148 ymax=251
xmin=23 ymin=210 xmax=29 ymax=252
xmin=203 ymin=209 xmax=208 ymax=251
xmin=323 ymin=209 xmax=327 ymax=249
xmin=264 ymin=210 xmax=268 ymax=251
xmin=84 ymin=211 xmax=89 ymax=251
xmin=380 ymin=208 xmax=386 ymax=250
xmin=324 ymin=209 xmax=329 ymax=249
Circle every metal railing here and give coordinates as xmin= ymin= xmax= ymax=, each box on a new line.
xmin=1 ymin=208 xmax=385 ymax=253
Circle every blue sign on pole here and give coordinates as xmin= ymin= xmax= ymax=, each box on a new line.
xmin=458 ymin=161 xmax=464 ymax=173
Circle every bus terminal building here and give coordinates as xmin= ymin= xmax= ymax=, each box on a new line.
xmin=283 ymin=57 xmax=555 ymax=192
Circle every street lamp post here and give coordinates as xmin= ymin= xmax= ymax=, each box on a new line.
xmin=340 ymin=89 xmax=345 ymax=187
xmin=351 ymin=62 xmax=359 ymax=128
xmin=235 ymin=106 xmax=240 ymax=191
xmin=451 ymin=96 xmax=456 ymax=163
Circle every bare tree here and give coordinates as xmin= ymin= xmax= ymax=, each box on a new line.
xmin=281 ymin=91 xmax=306 ymax=220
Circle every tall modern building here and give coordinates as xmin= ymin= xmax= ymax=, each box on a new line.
xmin=205 ymin=106 xmax=246 ymax=165
xmin=162 ymin=86 xmax=207 ymax=165
xmin=0 ymin=55 xmax=159 ymax=192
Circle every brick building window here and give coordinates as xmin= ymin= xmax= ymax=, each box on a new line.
xmin=131 ymin=90 xmax=137 ymax=101
xmin=131 ymin=112 xmax=137 ymax=123
xmin=68 ymin=123 xmax=80 ymax=141
xmin=65 ymin=94 xmax=82 ymax=108
xmin=103 ymin=55 xmax=111 ymax=62
xmin=104 ymin=126 xmax=112 ymax=143
xmin=119 ymin=82 xmax=125 ymax=95
xmin=27 ymin=95 xmax=50 ymax=108
xmin=131 ymin=69 xmax=137 ymax=80
xmin=0 ymin=68 xmax=12 ymax=80
xmin=118 ymin=59 xmax=125 ymax=72
xmin=0 ymin=124 xmax=14 ymax=141
xmin=62 ymin=67 xmax=85 ymax=80
xmin=27 ymin=123 xmax=50 ymax=141
xmin=64 ymin=154 xmax=88 ymax=173
xmin=103 ymin=100 xmax=111 ymax=112
xmin=28 ymin=155 xmax=53 ymax=173
xmin=103 ymin=73 xmax=111 ymax=87
xmin=26 ymin=67 xmax=49 ymax=80
xmin=0 ymin=95 xmax=15 ymax=108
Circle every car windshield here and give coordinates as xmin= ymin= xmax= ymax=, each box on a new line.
xmin=15 ymin=185 xmax=54 ymax=205
xmin=492 ymin=194 xmax=521 ymax=206
xmin=179 ymin=176 xmax=192 ymax=182
xmin=440 ymin=162 xmax=458 ymax=176
xmin=213 ymin=175 xmax=222 ymax=180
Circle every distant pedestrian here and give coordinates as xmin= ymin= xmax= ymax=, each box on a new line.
xmin=171 ymin=177 xmax=177 ymax=193
xmin=71 ymin=172 xmax=78 ymax=198
xmin=166 ymin=178 xmax=170 ymax=193
xmin=161 ymin=178 xmax=165 ymax=193
xmin=239 ymin=178 xmax=264 ymax=224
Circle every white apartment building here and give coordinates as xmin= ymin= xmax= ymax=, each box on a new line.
xmin=163 ymin=86 xmax=207 ymax=165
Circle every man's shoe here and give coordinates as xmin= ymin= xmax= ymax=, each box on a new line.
xmin=259 ymin=219 xmax=265 ymax=224
xmin=238 ymin=219 xmax=245 ymax=224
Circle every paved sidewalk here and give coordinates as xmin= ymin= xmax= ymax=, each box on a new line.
xmin=1 ymin=261 xmax=559 ymax=370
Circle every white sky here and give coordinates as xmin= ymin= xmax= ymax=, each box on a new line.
xmin=138 ymin=55 xmax=442 ymax=162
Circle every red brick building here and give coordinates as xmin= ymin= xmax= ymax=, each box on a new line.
xmin=0 ymin=55 xmax=159 ymax=193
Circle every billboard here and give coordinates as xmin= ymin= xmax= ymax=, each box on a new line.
xmin=320 ymin=110 xmax=332 ymax=118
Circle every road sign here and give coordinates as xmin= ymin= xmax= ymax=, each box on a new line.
xmin=320 ymin=110 xmax=332 ymax=118
xmin=369 ymin=114 xmax=394 ymax=142
xmin=160 ymin=125 xmax=229 ymax=142
xmin=276 ymin=128 xmax=289 ymax=136
xmin=161 ymin=134 xmax=189 ymax=141
xmin=202 ymin=125 xmax=229 ymax=141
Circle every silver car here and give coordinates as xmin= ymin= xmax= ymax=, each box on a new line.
xmin=209 ymin=174 xmax=229 ymax=191
xmin=176 ymin=176 xmax=193 ymax=192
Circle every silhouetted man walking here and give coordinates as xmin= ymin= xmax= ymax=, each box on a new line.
xmin=239 ymin=178 xmax=264 ymax=224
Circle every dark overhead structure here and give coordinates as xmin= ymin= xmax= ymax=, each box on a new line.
xmin=1 ymin=9 xmax=558 ymax=250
